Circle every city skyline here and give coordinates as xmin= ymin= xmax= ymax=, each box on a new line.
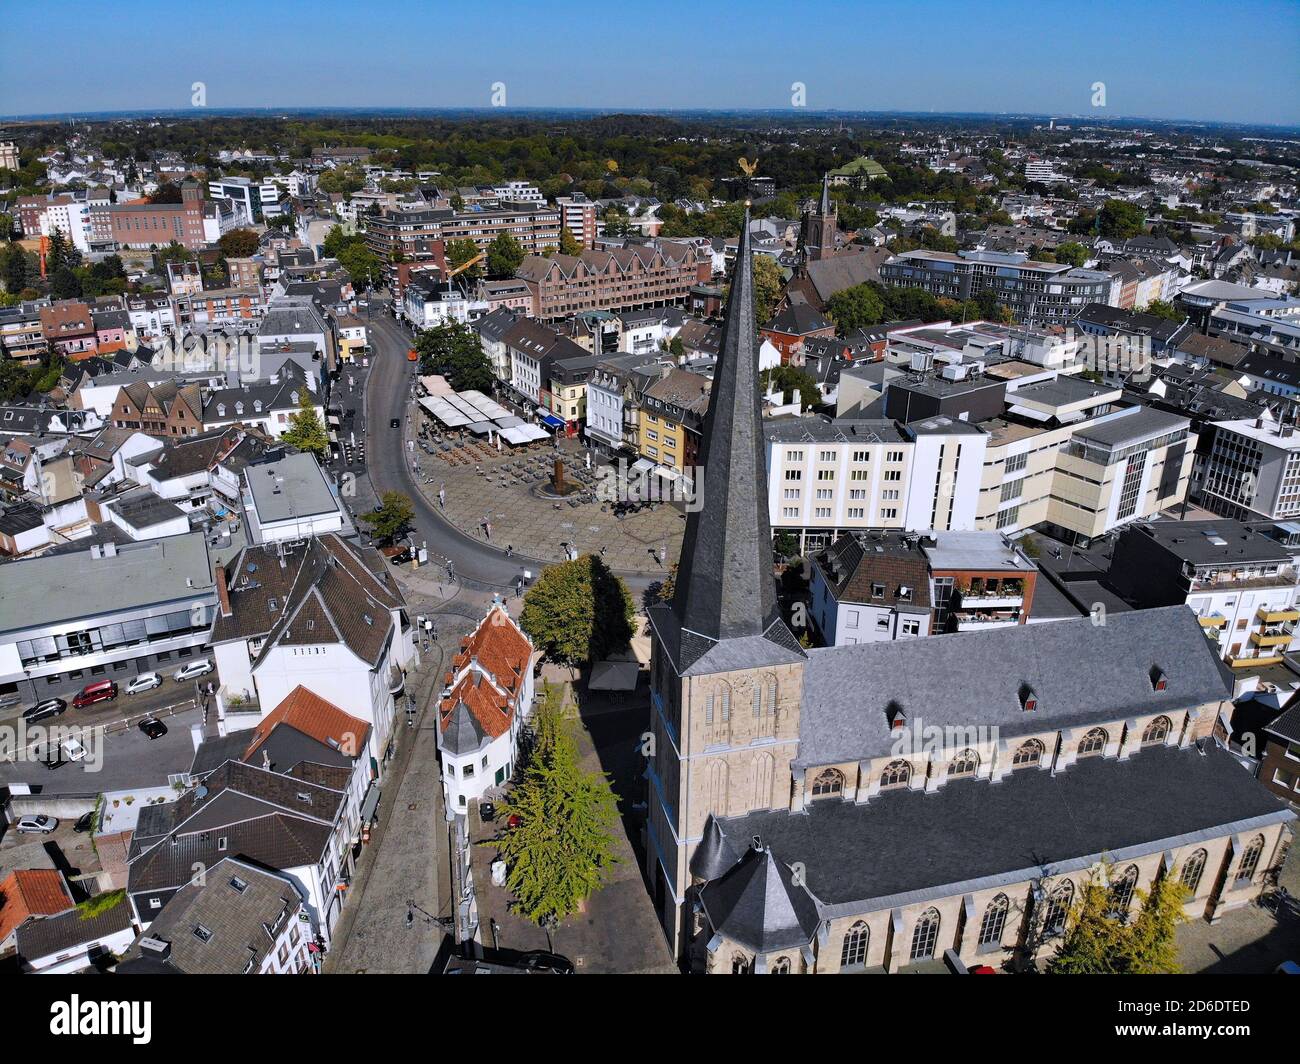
xmin=3 ymin=0 xmax=1297 ymax=126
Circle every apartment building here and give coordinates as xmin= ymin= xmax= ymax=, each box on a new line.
xmin=208 ymin=176 xmax=282 ymax=221
xmin=555 ymin=193 xmax=599 ymax=249
xmin=363 ymin=202 xmax=561 ymax=262
xmin=1105 ymin=519 xmax=1300 ymax=669
xmin=639 ymin=368 xmax=711 ymax=477
xmin=0 ymin=301 xmax=50 ymax=364
xmin=1198 ymin=416 xmax=1300 ymax=522
xmin=516 ymin=242 xmax=708 ymax=321
xmin=96 ymin=182 xmax=208 ymax=250
xmin=880 ymin=248 xmax=1116 ymax=324
xmin=586 ymin=353 xmax=664 ymax=456
xmin=173 ymin=288 xmax=266 ymax=328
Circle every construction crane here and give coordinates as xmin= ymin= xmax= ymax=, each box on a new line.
xmin=444 ymin=251 xmax=485 ymax=289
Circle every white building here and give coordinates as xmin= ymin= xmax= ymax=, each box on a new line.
xmin=436 ymin=603 xmax=536 ymax=816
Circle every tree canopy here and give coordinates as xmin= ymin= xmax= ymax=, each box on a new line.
xmin=279 ymin=390 xmax=329 ymax=459
xmin=519 ymin=554 xmax=636 ymax=667
xmin=360 ymin=490 xmax=414 ymax=544
xmin=415 ymin=320 xmax=494 ymax=392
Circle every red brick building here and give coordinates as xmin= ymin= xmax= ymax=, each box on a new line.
xmin=517 ymin=242 xmax=708 ymax=321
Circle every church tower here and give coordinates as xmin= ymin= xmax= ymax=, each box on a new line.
xmin=644 ymin=208 xmax=807 ymax=959
xmin=799 ymin=173 xmax=837 ymax=264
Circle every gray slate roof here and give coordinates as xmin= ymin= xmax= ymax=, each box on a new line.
xmin=796 ymin=605 xmax=1231 ymax=768
xmin=710 ymin=742 xmax=1293 ymax=917
xmin=699 ymin=847 xmax=822 ymax=954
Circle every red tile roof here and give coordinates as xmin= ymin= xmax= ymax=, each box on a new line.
xmin=450 ymin=605 xmax=532 ymax=699
xmin=440 ymin=672 xmax=512 ymax=740
xmin=0 ymin=869 xmax=73 ymax=945
xmin=244 ymin=685 xmax=370 ymax=762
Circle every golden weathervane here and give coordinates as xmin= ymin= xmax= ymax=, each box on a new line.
xmin=737 ymin=156 xmax=759 ymax=177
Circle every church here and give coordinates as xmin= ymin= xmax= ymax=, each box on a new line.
xmin=642 ymin=212 xmax=1295 ymax=974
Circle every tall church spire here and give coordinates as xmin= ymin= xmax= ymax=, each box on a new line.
xmin=819 ymin=172 xmax=832 ymax=217
xmin=666 ymin=208 xmax=803 ymax=672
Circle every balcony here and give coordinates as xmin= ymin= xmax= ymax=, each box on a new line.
xmin=1257 ymin=607 xmax=1300 ymax=624
xmin=1189 ymin=567 xmax=1297 ymax=593
xmin=1226 ymin=650 xmax=1286 ymax=668
xmin=952 ymin=612 xmax=1022 ymax=631
xmin=1198 ymin=613 xmax=1228 ymax=628
xmin=1250 ymin=626 xmax=1295 ymax=649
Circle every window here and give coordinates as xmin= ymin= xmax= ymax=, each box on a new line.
xmin=731 ymin=953 xmax=750 ymax=975
xmin=880 ymin=760 xmax=911 ymax=790
xmin=1005 ymin=452 xmax=1028 ymax=474
xmin=811 ymin=767 xmax=844 ymax=798
xmin=193 ymin=924 xmax=213 ymax=943
xmin=977 ymin=894 xmax=1009 ymax=948
xmin=1042 ymin=881 xmax=1073 ymax=936
xmin=1180 ymin=849 xmax=1207 ymax=895
xmin=1012 ymin=739 xmax=1044 ymax=768
xmin=1141 ymin=716 xmax=1171 ymax=746
xmin=949 ymin=749 xmax=979 ymax=778
xmin=1236 ymin=835 xmax=1265 ymax=884
xmin=840 ymin=921 xmax=869 ymax=969
xmin=1108 ymin=865 xmax=1139 ymax=917
xmin=909 ymin=908 xmax=941 ymax=961
xmin=771 ymin=956 xmax=791 ymax=974
xmin=1077 ymin=727 xmax=1108 ymax=758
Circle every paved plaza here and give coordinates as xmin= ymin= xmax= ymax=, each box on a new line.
xmin=404 ymin=416 xmax=686 ymax=575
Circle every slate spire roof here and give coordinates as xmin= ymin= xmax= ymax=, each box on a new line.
xmin=699 ymin=845 xmax=822 ymax=954
xmin=819 ymin=172 xmax=832 ymax=217
xmin=663 ymin=208 xmax=803 ymax=674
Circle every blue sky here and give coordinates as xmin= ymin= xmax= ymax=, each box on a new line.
xmin=4 ymin=0 xmax=1298 ymax=125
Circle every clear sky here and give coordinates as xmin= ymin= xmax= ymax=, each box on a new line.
xmin=4 ymin=0 xmax=1298 ymax=125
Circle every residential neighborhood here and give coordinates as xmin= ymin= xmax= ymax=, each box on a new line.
xmin=0 ymin=2 xmax=1297 ymax=1041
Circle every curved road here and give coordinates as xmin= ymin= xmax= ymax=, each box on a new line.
xmin=358 ymin=303 xmax=658 ymax=597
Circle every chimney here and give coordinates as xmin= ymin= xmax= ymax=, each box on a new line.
xmin=215 ymin=565 xmax=232 ymax=618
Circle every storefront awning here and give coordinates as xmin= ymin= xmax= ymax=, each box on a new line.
xmin=360 ymin=784 xmax=382 ymax=822
xmin=539 ymin=413 xmax=565 ymax=430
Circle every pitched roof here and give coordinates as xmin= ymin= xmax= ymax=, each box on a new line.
xmin=15 ymin=895 xmax=133 ymax=963
xmin=0 ymin=869 xmax=73 ymax=945
xmin=796 ymin=605 xmax=1232 ymax=768
xmin=244 ymin=685 xmax=370 ymax=763
xmin=700 ymin=846 xmax=822 ymax=954
xmin=656 ymin=207 xmax=804 ymax=675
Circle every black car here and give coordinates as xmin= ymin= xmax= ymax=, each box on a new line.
xmin=479 ymin=802 xmax=496 ymax=823
xmin=23 ymin=698 xmax=67 ymax=723
xmin=34 ymin=746 xmax=64 ymax=771
xmin=519 ymin=951 xmax=575 ymax=975
xmin=390 ymin=417 xmax=400 ymax=429
xmin=389 ymin=548 xmax=415 ymax=565
xmin=138 ymin=717 xmax=167 ymax=740
xmin=73 ymin=810 xmax=97 ymax=833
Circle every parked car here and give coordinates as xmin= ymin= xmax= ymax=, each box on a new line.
xmin=73 ymin=810 xmax=97 ymax=833
xmin=0 ymin=692 xmax=21 ymax=710
xmin=71 ymin=680 xmax=118 ymax=709
xmin=173 ymin=660 xmax=213 ymax=683
xmin=518 ymin=951 xmax=575 ymax=975
xmin=390 ymin=417 xmax=401 ymax=429
xmin=137 ymin=717 xmax=167 ymax=740
xmin=61 ymin=737 xmax=87 ymax=762
xmin=15 ymin=814 xmax=58 ymax=835
xmin=22 ymin=698 xmax=67 ymax=723
xmin=389 ymin=548 xmax=415 ymax=565
xmin=125 ymin=672 xmax=162 ymax=695
xmin=479 ymin=802 xmax=496 ymax=822
xmin=34 ymin=746 xmax=64 ymax=771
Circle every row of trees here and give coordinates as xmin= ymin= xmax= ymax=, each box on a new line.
xmin=825 ymin=281 xmax=1014 ymax=336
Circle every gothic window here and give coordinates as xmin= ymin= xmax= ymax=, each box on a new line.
xmin=977 ymin=894 xmax=1009 ymax=948
xmin=731 ymin=953 xmax=750 ymax=975
xmin=909 ymin=908 xmax=941 ymax=961
xmin=1236 ymin=835 xmax=1265 ymax=884
xmin=1109 ymin=865 xmax=1139 ymax=918
xmin=1042 ymin=881 xmax=1074 ymax=936
xmin=949 ymin=749 xmax=979 ymax=778
xmin=811 ymin=768 xmax=844 ymax=798
xmin=1012 ymin=739 xmax=1045 ymax=768
xmin=770 ymin=956 xmax=791 ymax=974
xmin=1180 ymin=849 xmax=1207 ymax=895
xmin=752 ymin=752 xmax=774 ymax=810
xmin=840 ymin=921 xmax=869 ymax=969
xmin=1142 ymin=715 xmax=1172 ymax=746
xmin=880 ymin=760 xmax=911 ymax=790
xmin=1077 ymin=727 xmax=1108 ymax=758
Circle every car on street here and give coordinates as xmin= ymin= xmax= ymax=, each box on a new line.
xmin=22 ymin=698 xmax=67 ymax=723
xmin=61 ymin=737 xmax=87 ymax=762
xmin=479 ymin=801 xmax=496 ymax=822
xmin=126 ymin=672 xmax=163 ymax=695
xmin=71 ymin=679 xmax=118 ymax=709
xmin=15 ymin=814 xmax=58 ymax=835
xmin=138 ymin=717 xmax=168 ymax=740
xmin=390 ymin=417 xmax=400 ymax=428
xmin=0 ymin=692 xmax=21 ymax=710
xmin=518 ymin=951 xmax=575 ymax=975
xmin=389 ymin=548 xmax=415 ymax=565
xmin=173 ymin=660 xmax=213 ymax=683
xmin=34 ymin=746 xmax=64 ymax=770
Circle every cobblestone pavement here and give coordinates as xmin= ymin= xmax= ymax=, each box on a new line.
xmin=406 ymin=427 xmax=686 ymax=575
xmin=1176 ymin=832 xmax=1300 ymax=973
xmin=469 ymin=673 xmax=677 ymax=974
xmin=323 ymin=578 xmax=504 ymax=974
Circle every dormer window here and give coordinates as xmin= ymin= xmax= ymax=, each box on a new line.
xmin=1150 ymin=666 xmax=1167 ymax=692
xmin=217 ymin=403 xmax=226 ymax=417
xmin=1019 ymin=683 xmax=1038 ymax=712
xmin=887 ymin=700 xmax=906 ymax=731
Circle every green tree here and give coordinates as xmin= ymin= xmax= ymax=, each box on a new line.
xmin=336 ymin=241 xmax=382 ymax=289
xmin=1 ymin=243 xmax=29 ymax=294
xmin=488 ymin=684 xmax=620 ymax=924
xmin=415 ymin=320 xmax=494 ymax=391
xmin=1139 ymin=299 xmax=1184 ymax=322
xmin=361 ymin=490 xmax=414 ymax=544
xmin=750 ymin=253 xmax=783 ymax=324
xmin=1054 ymin=241 xmax=1089 ymax=268
xmin=1121 ymin=877 xmax=1189 ymax=975
xmin=486 ymin=231 xmax=525 ymax=278
xmin=1047 ymin=872 xmax=1125 ymax=974
xmin=279 ymin=390 xmax=329 ymax=459
xmin=218 ymin=228 xmax=260 ymax=258
xmin=761 ymin=365 xmax=820 ymax=410
xmin=826 ymin=283 xmax=885 ymax=334
xmin=445 ymin=237 xmax=482 ymax=280
xmin=49 ymin=266 xmax=82 ymax=300
xmin=1098 ymin=199 xmax=1146 ymax=240
xmin=519 ymin=554 xmax=636 ymax=667
xmin=558 ymin=225 xmax=583 ymax=257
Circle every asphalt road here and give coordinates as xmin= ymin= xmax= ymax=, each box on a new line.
xmin=358 ymin=302 xmax=657 ymax=597
xmin=359 ymin=306 xmax=544 ymax=592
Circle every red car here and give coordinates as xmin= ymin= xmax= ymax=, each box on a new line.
xmin=71 ymin=680 xmax=118 ymax=709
